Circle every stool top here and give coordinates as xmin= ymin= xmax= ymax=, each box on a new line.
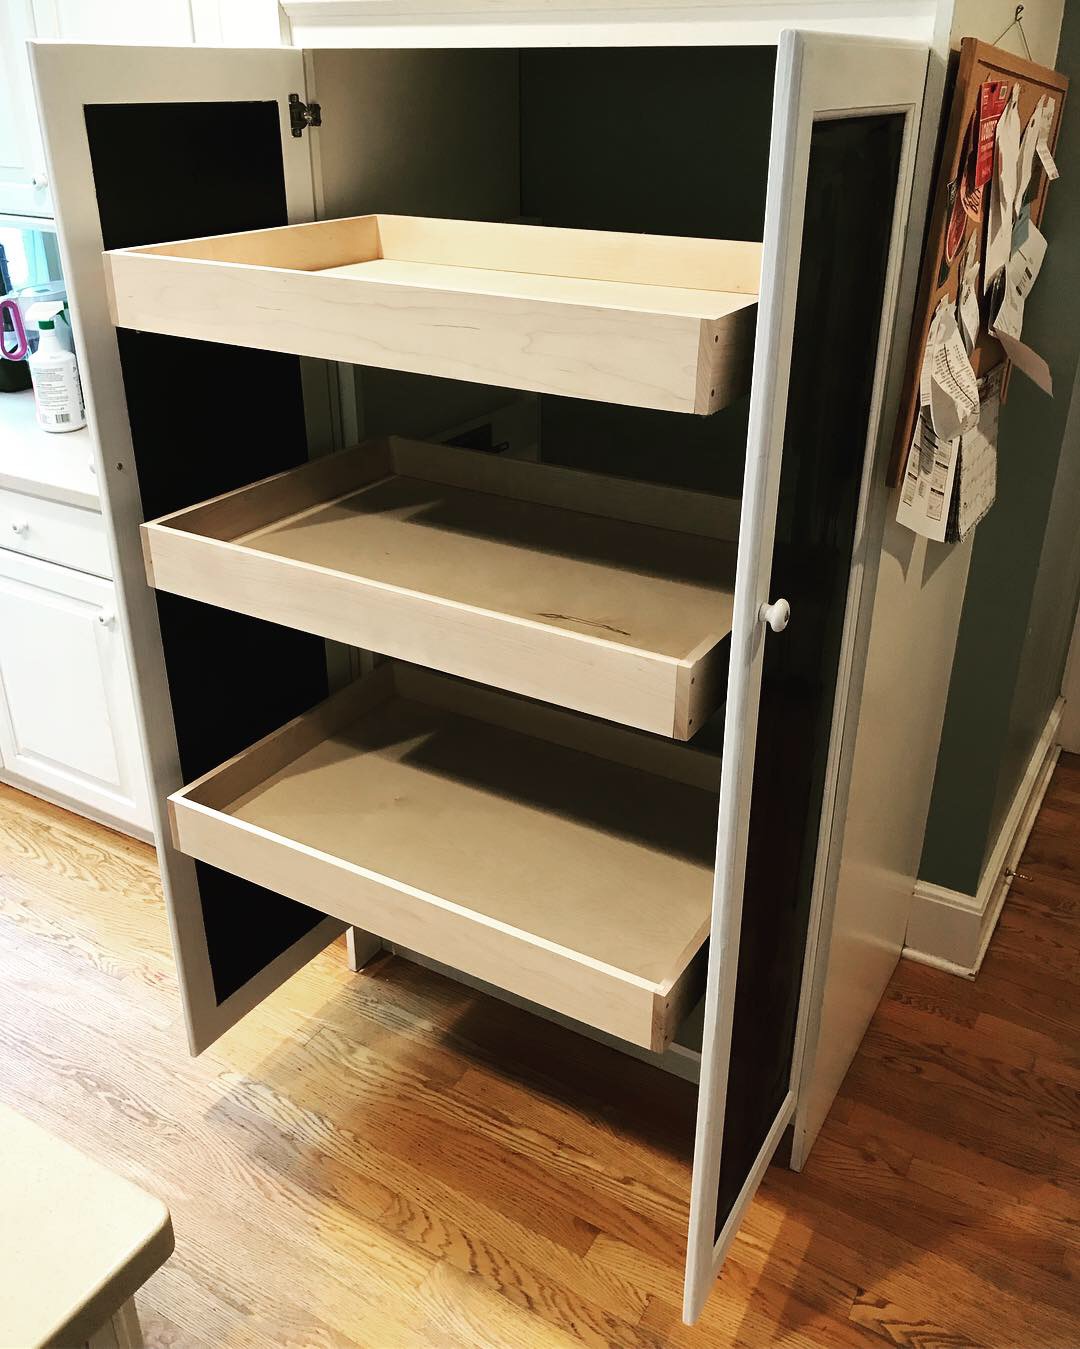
xmin=0 ymin=1104 xmax=174 ymax=1348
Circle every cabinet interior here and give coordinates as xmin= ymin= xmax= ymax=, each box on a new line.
xmin=311 ymin=45 xmax=774 ymax=496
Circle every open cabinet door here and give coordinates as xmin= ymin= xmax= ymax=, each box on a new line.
xmin=30 ymin=42 xmax=345 ymax=1053
xmin=684 ymin=30 xmax=927 ymax=1323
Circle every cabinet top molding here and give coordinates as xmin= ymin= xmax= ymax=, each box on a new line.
xmin=282 ymin=0 xmax=938 ymax=48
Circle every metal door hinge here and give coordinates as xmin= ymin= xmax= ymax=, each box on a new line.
xmin=289 ymin=93 xmax=321 ymax=137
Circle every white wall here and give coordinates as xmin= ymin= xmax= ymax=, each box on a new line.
xmin=949 ymin=0 xmax=1064 ymax=66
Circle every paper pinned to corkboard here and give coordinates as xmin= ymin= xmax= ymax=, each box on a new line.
xmin=888 ymin=38 xmax=1067 ymax=487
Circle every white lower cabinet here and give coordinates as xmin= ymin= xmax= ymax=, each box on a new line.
xmin=0 ymin=547 xmax=149 ymax=836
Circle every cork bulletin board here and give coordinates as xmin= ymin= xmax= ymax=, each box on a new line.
xmin=888 ymin=37 xmax=1068 ymax=487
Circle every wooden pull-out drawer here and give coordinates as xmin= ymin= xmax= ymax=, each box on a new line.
xmin=105 ymin=215 xmax=760 ymax=414
xmin=169 ymin=662 xmax=718 ymax=1052
xmin=142 ymin=436 xmax=737 ymax=739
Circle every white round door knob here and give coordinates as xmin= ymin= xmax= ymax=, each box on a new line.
xmin=32 ymin=173 xmax=48 ymax=190
xmin=10 ymin=520 xmax=28 ymax=535
xmin=97 ymin=611 xmax=116 ymax=627
xmin=759 ymin=597 xmax=791 ymax=633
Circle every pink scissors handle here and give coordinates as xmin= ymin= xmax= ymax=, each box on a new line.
xmin=0 ymin=299 xmax=28 ymax=362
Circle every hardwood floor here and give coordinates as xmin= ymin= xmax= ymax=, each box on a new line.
xmin=0 ymin=756 xmax=1077 ymax=1348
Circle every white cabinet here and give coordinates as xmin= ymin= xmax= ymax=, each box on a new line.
xmin=27 ymin=0 xmax=285 ymax=45
xmin=0 ymin=1 xmax=51 ymax=218
xmin=0 ymin=394 xmax=151 ymax=838
xmin=0 ymin=1 xmax=284 ymax=217
xmin=0 ymin=548 xmax=149 ymax=834
xmin=32 ymin=30 xmax=927 ymax=1326
xmin=29 ymin=0 xmax=196 ymax=43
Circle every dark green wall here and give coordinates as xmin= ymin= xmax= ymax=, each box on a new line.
xmin=920 ymin=5 xmax=1080 ymax=894
xmin=518 ymin=46 xmax=775 ymax=497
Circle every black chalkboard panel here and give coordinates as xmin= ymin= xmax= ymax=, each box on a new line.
xmin=85 ymin=99 xmax=328 ymax=1004
xmin=716 ymin=112 xmax=905 ymax=1235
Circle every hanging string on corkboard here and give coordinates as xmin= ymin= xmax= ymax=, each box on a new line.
xmin=993 ymin=6 xmax=1033 ymax=61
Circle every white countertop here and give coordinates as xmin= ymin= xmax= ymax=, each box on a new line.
xmin=0 ymin=1103 xmax=173 ymax=1347
xmin=0 ymin=389 xmax=100 ymax=511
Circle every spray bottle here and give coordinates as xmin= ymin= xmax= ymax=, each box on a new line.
xmin=26 ymin=301 xmax=85 ymax=432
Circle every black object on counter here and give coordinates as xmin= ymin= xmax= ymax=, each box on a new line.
xmin=0 ymin=244 xmax=33 ymax=393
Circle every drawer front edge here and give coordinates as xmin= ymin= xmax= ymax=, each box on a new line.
xmin=170 ymin=796 xmax=661 ymax=1050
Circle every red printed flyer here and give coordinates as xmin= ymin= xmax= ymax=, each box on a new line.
xmin=975 ymin=79 xmax=1010 ymax=187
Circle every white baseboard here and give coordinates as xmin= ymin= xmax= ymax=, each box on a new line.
xmin=903 ymin=698 xmax=1063 ymax=976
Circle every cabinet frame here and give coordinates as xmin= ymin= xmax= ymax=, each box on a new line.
xmin=31 ymin=29 xmax=928 ymax=1326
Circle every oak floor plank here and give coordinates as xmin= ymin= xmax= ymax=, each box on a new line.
xmin=239 ymin=1028 xmax=654 ymax=1322
xmin=859 ymin=1016 xmax=1080 ymax=1149
xmin=795 ymin=1129 xmax=1077 ymax=1317
xmin=346 ymin=956 xmax=698 ymax=1167
xmin=877 ymin=995 xmax=1037 ymax=1071
xmin=841 ymin=1098 xmax=1079 ymax=1225
xmin=1 ymin=764 xmax=1079 ymax=1348
xmin=453 ymin=1060 xmax=692 ymax=1196
xmin=1006 ymin=874 xmax=1080 ymax=920
xmin=138 ymin=1303 xmax=211 ymax=1349
xmin=758 ymin=1176 xmax=1079 ymax=1348
xmin=640 ymin=1272 xmax=879 ymax=1349
xmin=299 ymin=1025 xmax=609 ymax=1257
xmin=410 ymin=1258 xmax=591 ymax=1349
xmin=846 ymin=1291 xmax=983 ymax=1349
xmin=842 ymin=1035 xmax=1080 ymax=1179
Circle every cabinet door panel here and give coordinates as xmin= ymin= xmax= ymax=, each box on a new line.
xmin=683 ymin=30 xmax=927 ymax=1324
xmin=0 ymin=551 xmax=146 ymax=827
xmin=31 ymin=41 xmax=342 ymax=1054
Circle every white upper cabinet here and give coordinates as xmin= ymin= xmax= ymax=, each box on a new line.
xmin=29 ymin=0 xmax=287 ymax=45
xmin=0 ymin=2 xmax=286 ymax=218
xmin=0 ymin=0 xmax=194 ymax=220
xmin=29 ymin=0 xmax=197 ymax=43
xmin=0 ymin=1 xmax=51 ymax=217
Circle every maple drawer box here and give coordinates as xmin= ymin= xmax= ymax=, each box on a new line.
xmin=168 ymin=661 xmax=718 ymax=1051
xmin=104 ymin=214 xmax=761 ymax=415
xmin=140 ymin=436 xmax=738 ymax=739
